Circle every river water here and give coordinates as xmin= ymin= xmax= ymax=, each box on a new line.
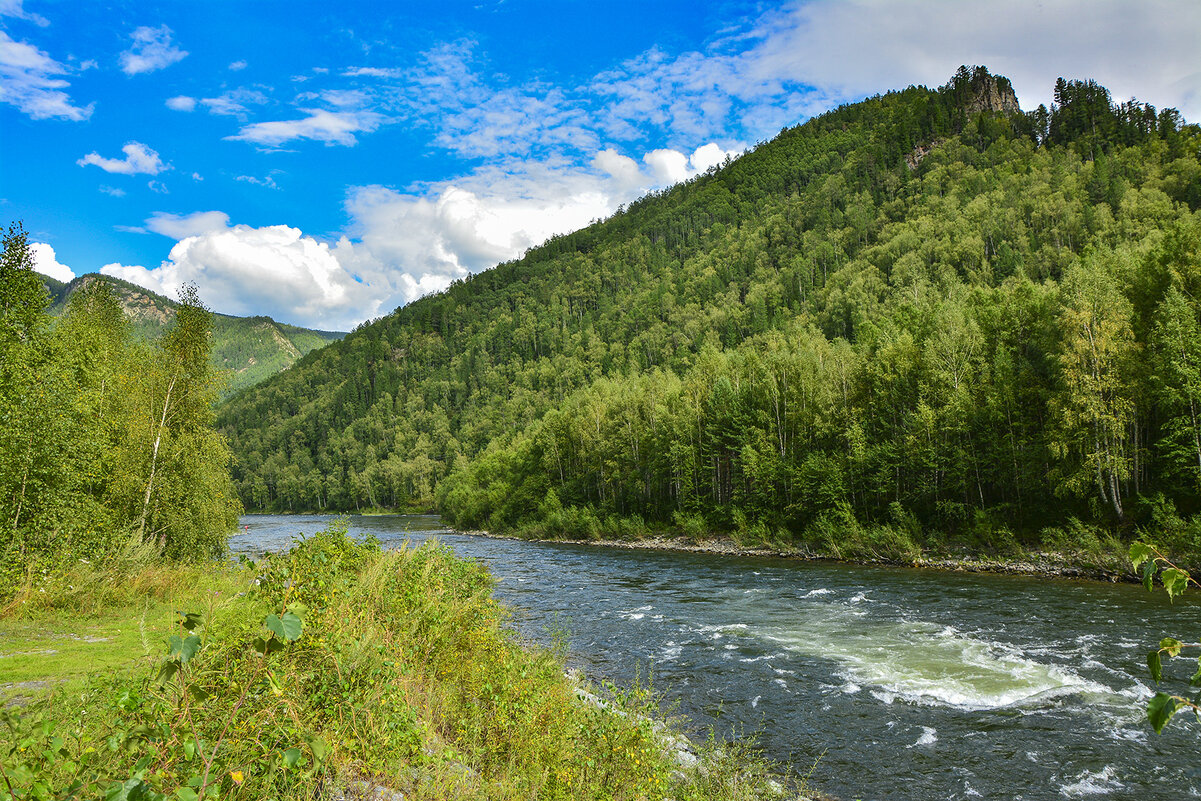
xmin=233 ymin=514 xmax=1200 ymax=801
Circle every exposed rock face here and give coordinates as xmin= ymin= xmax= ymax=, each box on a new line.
xmin=947 ymin=66 xmax=1021 ymax=115
xmin=965 ymin=72 xmax=1021 ymax=115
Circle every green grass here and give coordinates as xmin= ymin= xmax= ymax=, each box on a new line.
xmin=0 ymin=563 xmax=254 ymax=707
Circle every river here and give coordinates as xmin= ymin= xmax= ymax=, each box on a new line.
xmin=232 ymin=514 xmax=1200 ymax=801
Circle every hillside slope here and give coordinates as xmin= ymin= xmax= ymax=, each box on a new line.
xmin=217 ymin=67 xmax=1201 ymax=555
xmin=46 ymin=274 xmax=344 ymax=395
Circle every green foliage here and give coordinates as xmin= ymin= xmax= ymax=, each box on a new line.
xmin=1130 ymin=541 xmax=1201 ymax=733
xmin=0 ymin=237 xmax=241 ymax=600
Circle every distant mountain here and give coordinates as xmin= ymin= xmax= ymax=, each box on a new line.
xmin=217 ymin=66 xmax=1201 ymax=558
xmin=43 ymin=273 xmax=345 ymax=395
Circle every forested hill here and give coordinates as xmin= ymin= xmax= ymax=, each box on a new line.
xmin=218 ymin=67 xmax=1201 ymax=557
xmin=44 ymin=273 xmax=344 ymax=395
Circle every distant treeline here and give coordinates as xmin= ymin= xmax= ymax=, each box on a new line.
xmin=218 ymin=68 xmax=1201 ymax=556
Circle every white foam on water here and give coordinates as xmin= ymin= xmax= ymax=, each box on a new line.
xmin=964 ymin=782 xmax=982 ymax=798
xmin=773 ymin=677 xmax=788 ymax=689
xmin=842 ymin=681 xmax=862 ymax=694
xmin=751 ymin=695 xmax=761 ymax=708
xmin=849 ymin=592 xmax=869 ymax=603
xmin=803 ymin=588 xmax=832 ymax=597
xmin=1059 ymin=765 xmax=1123 ymax=797
xmin=910 ymin=726 xmax=937 ymax=747
xmin=764 ymin=604 xmax=1112 ymax=711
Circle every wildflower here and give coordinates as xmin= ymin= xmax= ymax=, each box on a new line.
xmin=230 ymin=770 xmax=244 ymax=785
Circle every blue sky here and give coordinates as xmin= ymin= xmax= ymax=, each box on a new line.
xmin=3 ymin=0 xmax=1199 ymax=330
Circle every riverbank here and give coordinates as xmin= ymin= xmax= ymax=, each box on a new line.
xmin=1 ymin=523 xmax=818 ymax=801
xmin=455 ymin=529 xmax=1138 ymax=583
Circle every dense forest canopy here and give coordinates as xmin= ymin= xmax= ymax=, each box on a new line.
xmin=217 ymin=67 xmax=1201 ymax=557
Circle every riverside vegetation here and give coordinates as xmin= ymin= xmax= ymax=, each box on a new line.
xmin=0 ymin=229 xmax=796 ymax=799
xmin=217 ymin=68 xmax=1201 ymax=575
xmin=1 ymin=524 xmax=795 ymax=800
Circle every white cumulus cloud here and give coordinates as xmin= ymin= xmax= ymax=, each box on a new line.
xmin=101 ymin=225 xmax=380 ymax=330
xmin=77 ymin=142 xmax=168 ymax=175
xmin=30 ymin=242 xmax=75 ymax=282
xmin=119 ymin=25 xmax=187 ymax=75
xmin=0 ymin=31 xmax=93 ymax=120
xmin=95 ymin=139 xmax=738 ymax=329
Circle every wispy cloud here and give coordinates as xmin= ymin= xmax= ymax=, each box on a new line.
xmin=226 ymin=108 xmax=387 ymax=147
xmin=201 ymin=87 xmax=270 ymax=118
xmin=0 ymin=31 xmax=93 ymax=120
xmin=236 ymin=173 xmax=281 ymax=190
xmin=77 ymin=142 xmax=168 ymax=174
xmin=165 ymin=95 xmax=195 ymax=111
xmin=144 ymin=210 xmax=230 ymax=239
xmin=0 ymin=0 xmax=48 ymax=26
xmin=342 ymin=66 xmax=402 ymax=78
xmin=119 ymin=25 xmax=187 ymax=75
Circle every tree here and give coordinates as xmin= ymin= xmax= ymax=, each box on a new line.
xmin=1050 ymin=251 xmax=1139 ymax=520
xmin=0 ymin=222 xmax=49 ymax=344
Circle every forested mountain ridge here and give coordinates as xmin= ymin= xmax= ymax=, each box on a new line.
xmin=218 ymin=67 xmax=1201 ymax=558
xmin=43 ymin=273 xmax=345 ymax=395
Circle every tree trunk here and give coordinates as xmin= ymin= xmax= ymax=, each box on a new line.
xmin=139 ymin=375 xmax=176 ymax=541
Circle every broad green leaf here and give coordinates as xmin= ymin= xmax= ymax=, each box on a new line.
xmin=279 ymin=611 xmax=303 ymax=641
xmin=179 ymin=635 xmax=202 ymax=664
xmin=253 ymin=636 xmax=285 ymax=656
xmin=1129 ymin=541 xmax=1154 ymax=570
xmin=167 ymin=635 xmax=183 ymax=657
xmin=282 ymin=747 xmax=302 ymax=768
xmin=155 ymin=661 xmax=180 ymax=686
xmin=1148 ymin=649 xmax=1163 ymax=683
xmin=175 ymin=789 xmax=198 ymax=801
xmin=1159 ymin=637 xmax=1183 ymax=657
xmin=1142 ymin=561 xmax=1156 ymax=593
xmin=285 ymin=601 xmax=309 ymax=619
xmin=176 ymin=612 xmax=203 ymax=632
xmin=1147 ymin=692 xmax=1182 ymax=733
xmin=310 ymin=737 xmax=328 ymax=763
xmin=1192 ymin=656 xmax=1201 ymax=687
xmin=266 ymin=670 xmax=283 ymax=697
xmin=1161 ymin=568 xmax=1190 ymax=601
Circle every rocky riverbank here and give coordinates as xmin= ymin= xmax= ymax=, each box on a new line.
xmin=455 ymin=529 xmax=1136 ymax=583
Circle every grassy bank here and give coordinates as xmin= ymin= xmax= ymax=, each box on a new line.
xmin=1 ymin=524 xmax=811 ymax=801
